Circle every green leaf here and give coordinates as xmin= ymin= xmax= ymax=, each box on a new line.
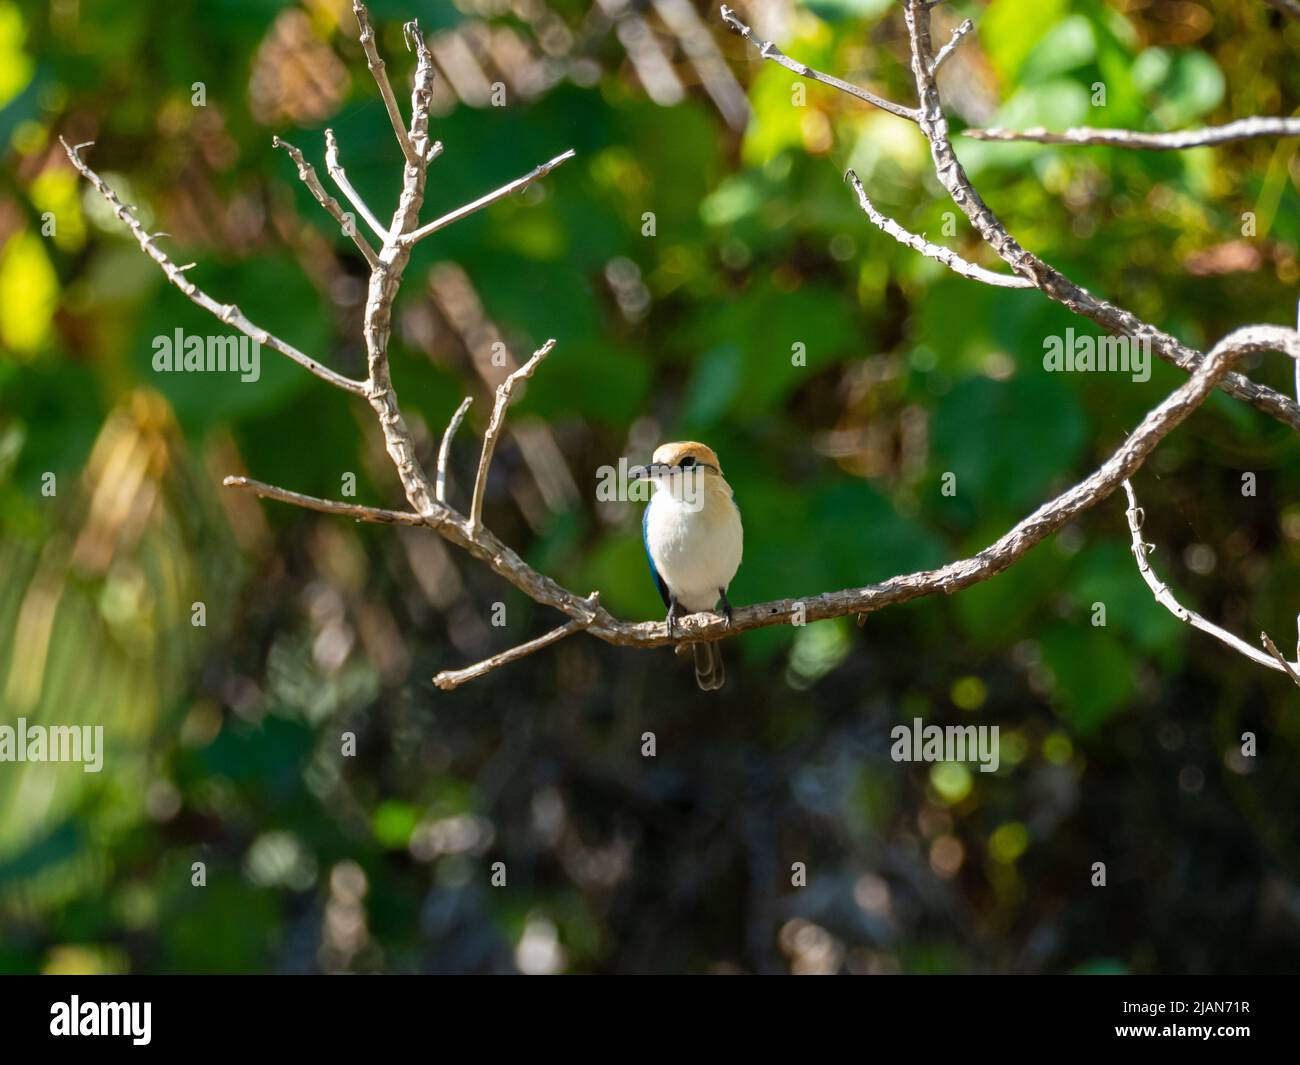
xmin=522 ymin=341 xmax=652 ymax=428
xmin=982 ymin=0 xmax=1071 ymax=82
xmin=1152 ymin=50 xmax=1225 ymax=127
xmin=573 ymin=530 xmax=660 ymax=620
xmin=1020 ymin=16 xmax=1097 ymax=83
xmin=931 ymin=370 xmax=1089 ymax=512
xmin=993 ymin=78 xmax=1093 ymax=133
xmin=135 ymin=257 xmax=328 ymax=432
xmin=954 ymin=532 xmax=1063 ymax=646
xmin=1040 ymin=624 xmax=1136 ymax=733
xmin=679 ymin=344 xmax=744 ymax=428
xmin=811 ymin=479 xmax=948 ymax=586
xmin=797 ymin=0 xmax=893 ymax=24
xmin=1069 ymin=541 xmax=1185 ymax=659
xmin=685 ymin=281 xmax=860 ymax=413
xmin=0 ymin=231 xmax=58 ymax=356
xmin=0 ymin=2 xmax=36 ymax=109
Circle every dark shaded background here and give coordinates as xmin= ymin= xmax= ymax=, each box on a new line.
xmin=1 ymin=0 xmax=1299 ymax=974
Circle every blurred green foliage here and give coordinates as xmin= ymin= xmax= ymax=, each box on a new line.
xmin=2 ymin=0 xmax=1300 ymax=973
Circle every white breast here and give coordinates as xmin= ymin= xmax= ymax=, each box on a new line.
xmin=646 ymin=482 xmax=743 ymax=613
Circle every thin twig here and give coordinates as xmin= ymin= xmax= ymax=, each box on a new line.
xmin=470 ymin=340 xmax=557 ymax=530
xmin=1122 ymin=479 xmax=1300 ymax=684
xmin=60 ymin=138 xmax=368 ymax=397
xmin=325 ymin=128 xmax=391 ymax=243
xmin=353 ymin=0 xmax=420 ymax=166
xmin=719 ymin=5 xmax=921 ymax=123
xmin=399 ymin=150 xmax=577 ymax=245
xmin=433 ymin=593 xmax=602 ymax=690
xmin=402 ymin=19 xmax=437 ymax=162
xmin=436 ymin=396 xmax=473 ymax=504
xmin=964 ymin=115 xmax=1300 ymax=150
xmin=273 ymin=136 xmax=379 ymax=269
xmin=1261 ymin=632 xmax=1300 ymax=688
xmin=223 ymin=476 xmax=425 ymax=525
xmin=929 ymin=18 xmax=973 ymax=75
xmin=846 ymin=170 xmax=1032 ymax=289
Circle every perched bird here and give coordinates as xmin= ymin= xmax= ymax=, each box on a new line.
xmin=635 ymin=441 xmax=744 ymax=691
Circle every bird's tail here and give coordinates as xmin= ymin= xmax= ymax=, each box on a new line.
xmin=692 ymin=641 xmax=725 ymax=691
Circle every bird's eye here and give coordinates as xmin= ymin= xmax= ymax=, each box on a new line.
xmin=679 ymin=456 xmax=696 ymax=469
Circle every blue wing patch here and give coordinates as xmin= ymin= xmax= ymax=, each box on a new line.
xmin=643 ymin=503 xmax=671 ymax=609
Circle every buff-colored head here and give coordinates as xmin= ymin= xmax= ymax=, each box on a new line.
xmin=650 ymin=440 xmax=723 ymax=475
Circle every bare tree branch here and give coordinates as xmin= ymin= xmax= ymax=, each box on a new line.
xmin=436 ymin=396 xmax=474 ymax=505
xmin=402 ymin=18 xmax=437 ymax=160
xmin=846 ymin=169 xmax=1032 ymax=289
xmin=223 ymin=476 xmax=425 ymax=525
xmin=273 ymin=136 xmax=379 ymax=269
xmin=398 ymin=150 xmax=577 ymax=246
xmin=1260 ymin=631 xmax=1300 ymax=687
xmin=929 ymin=17 xmax=973 ymax=74
xmin=358 ymin=12 xmax=447 ymax=524
xmin=352 ymin=0 xmax=420 ymax=166
xmin=1121 ymin=479 xmax=1300 ymax=686
xmin=60 ymin=138 xmax=369 ymax=397
xmin=964 ymin=115 xmax=1300 ymax=150
xmin=895 ymin=0 xmax=1300 ymax=431
xmin=719 ymin=5 xmax=920 ymax=123
xmin=433 ymin=593 xmax=602 ymax=690
xmin=325 ymin=128 xmax=391 ymax=243
xmin=231 ymin=324 xmax=1300 ymax=656
xmin=721 ymin=1 xmax=1300 ymax=430
xmin=228 ymin=471 xmax=608 ymax=633
xmin=470 ymin=339 xmax=558 ymax=531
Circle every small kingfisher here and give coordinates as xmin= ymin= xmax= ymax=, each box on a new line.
xmin=634 ymin=441 xmax=744 ymax=691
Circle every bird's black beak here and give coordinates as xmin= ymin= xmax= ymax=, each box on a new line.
xmin=630 ymin=463 xmax=663 ymax=481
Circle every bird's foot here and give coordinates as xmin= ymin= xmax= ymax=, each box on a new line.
xmin=666 ymin=596 xmax=681 ymax=640
xmin=718 ymin=589 xmax=733 ymax=629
